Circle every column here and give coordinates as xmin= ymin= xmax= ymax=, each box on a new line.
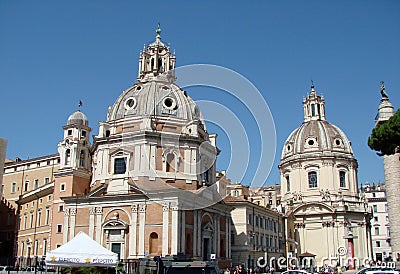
xmin=89 ymin=207 xmax=95 ymax=238
xmin=138 ymin=204 xmax=146 ymax=256
xmin=217 ymin=216 xmax=220 ymax=257
xmin=171 ymin=203 xmax=179 ymax=255
xmin=95 ymin=207 xmax=102 ymax=243
xmin=63 ymin=208 xmax=69 ymax=244
xmin=162 ymin=202 xmax=169 ymax=256
xmin=181 ymin=210 xmax=186 ymax=253
xmin=213 ymin=215 xmax=218 ymax=255
xmin=130 ymin=204 xmax=138 ymax=257
xmin=193 ymin=210 xmax=197 ymax=257
xmin=197 ymin=210 xmax=201 ymax=256
xmin=226 ymin=214 xmax=230 ymax=259
xmin=69 ymin=208 xmax=76 ymax=240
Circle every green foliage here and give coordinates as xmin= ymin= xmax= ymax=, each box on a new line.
xmin=368 ymin=109 xmax=400 ymax=155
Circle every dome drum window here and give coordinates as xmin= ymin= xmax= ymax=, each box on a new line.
xmin=334 ymin=138 xmax=343 ymax=147
xmin=308 ymin=171 xmax=318 ymax=188
xmin=162 ymin=97 xmax=177 ymax=110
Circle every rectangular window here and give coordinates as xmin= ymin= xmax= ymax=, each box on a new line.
xmin=339 ymin=171 xmax=346 ymax=188
xmin=82 ymin=130 xmax=86 ymax=137
xmin=373 ymin=205 xmax=378 ymax=212
xmin=24 ymin=215 xmax=27 ymax=230
xmin=376 ymin=241 xmax=381 ymax=247
xmin=57 ymin=224 xmax=62 ymax=233
xmin=374 ymin=216 xmax=378 ymax=222
xmin=114 ymin=157 xmax=127 ymax=174
xmin=256 ymin=216 xmax=259 ymax=227
xmin=308 ymin=171 xmax=318 ymax=188
xmin=37 ymin=210 xmax=41 ymax=227
xmin=37 ymin=163 xmax=40 ymax=168
xmin=248 ymin=214 xmax=253 ymax=225
xmin=375 ymin=227 xmax=380 ymax=235
xmin=68 ymin=129 xmax=72 ymax=135
xmin=11 ymin=182 xmax=16 ymax=193
xmin=60 ymin=183 xmax=66 ymax=192
xmin=286 ymin=176 xmax=290 ymax=192
xmin=45 ymin=177 xmax=50 ymax=184
xmin=45 ymin=208 xmax=50 ymax=225
xmin=47 ymin=160 xmax=51 ymax=166
xmin=43 ymin=239 xmax=47 ymax=256
xmin=30 ymin=212 xmax=34 ymax=228
xmin=58 ymin=205 xmax=64 ymax=212
xmin=39 ymin=198 xmax=43 ymax=204
xmin=24 ymin=181 xmax=29 ymax=192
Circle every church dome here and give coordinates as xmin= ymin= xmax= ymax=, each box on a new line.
xmin=107 ymin=80 xmax=205 ymax=126
xmin=106 ymin=25 xmax=205 ymax=127
xmin=281 ymin=85 xmax=353 ymax=161
xmin=67 ymin=110 xmax=88 ymax=126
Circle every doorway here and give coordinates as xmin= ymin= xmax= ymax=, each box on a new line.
xmin=203 ymin=238 xmax=210 ymax=261
xmin=112 ymin=243 xmax=121 ymax=261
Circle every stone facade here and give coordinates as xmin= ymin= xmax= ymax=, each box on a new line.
xmin=225 ymin=184 xmax=284 ymax=269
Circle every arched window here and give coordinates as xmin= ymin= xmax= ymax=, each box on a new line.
xmin=285 ymin=175 xmax=290 ymax=192
xmin=149 ymin=232 xmax=159 ymax=254
xmin=339 ymin=170 xmax=346 ymax=188
xmin=65 ymin=149 xmax=71 ymax=165
xmin=79 ymin=150 xmax=85 ymax=167
xmin=166 ymin=153 xmax=175 ymax=172
xmin=308 ymin=171 xmax=318 ymax=188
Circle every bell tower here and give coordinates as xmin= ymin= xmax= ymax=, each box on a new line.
xmin=303 ymin=83 xmax=326 ymax=122
xmin=137 ymin=24 xmax=176 ymax=82
xmin=58 ymin=110 xmax=91 ymax=170
xmin=51 ymin=109 xmax=92 ymax=248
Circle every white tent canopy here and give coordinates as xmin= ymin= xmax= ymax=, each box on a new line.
xmin=45 ymin=231 xmax=118 ymax=268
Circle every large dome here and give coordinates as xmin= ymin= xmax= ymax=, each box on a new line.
xmin=107 ymin=79 xmax=205 ymax=126
xmin=280 ymin=85 xmax=353 ymax=162
xmin=281 ymin=120 xmax=353 ymax=160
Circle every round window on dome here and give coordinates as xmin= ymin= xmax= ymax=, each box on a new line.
xmin=124 ymin=97 xmax=137 ymax=110
xmin=163 ymin=97 xmax=177 ymax=110
xmin=335 ymin=139 xmax=342 ymax=146
xmin=287 ymin=145 xmax=291 ymax=151
xmin=308 ymin=140 xmax=314 ymax=146
xmin=136 ymin=86 xmax=142 ymax=91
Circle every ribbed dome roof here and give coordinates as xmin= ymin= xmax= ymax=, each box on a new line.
xmin=107 ymin=79 xmax=205 ymax=127
xmin=281 ymin=120 xmax=353 ymax=160
xmin=67 ymin=110 xmax=88 ymax=126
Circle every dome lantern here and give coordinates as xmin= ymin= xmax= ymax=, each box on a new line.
xmin=303 ymin=84 xmax=326 ymax=122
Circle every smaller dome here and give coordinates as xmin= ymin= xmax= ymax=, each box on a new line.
xmin=67 ymin=110 xmax=88 ymax=126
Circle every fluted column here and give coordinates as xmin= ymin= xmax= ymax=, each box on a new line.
xmin=162 ymin=202 xmax=169 ymax=256
xmin=69 ymin=208 xmax=76 ymax=240
xmin=138 ymin=204 xmax=146 ymax=257
xmin=63 ymin=208 xmax=69 ymax=244
xmin=197 ymin=211 xmax=201 ymax=256
xmin=171 ymin=203 xmax=179 ymax=255
xmin=193 ymin=210 xmax=197 ymax=256
xmin=384 ymin=153 xmax=400 ymax=258
xmin=181 ymin=210 xmax=186 ymax=253
xmin=130 ymin=204 xmax=138 ymax=257
xmin=95 ymin=207 xmax=102 ymax=243
xmin=89 ymin=207 xmax=95 ymax=238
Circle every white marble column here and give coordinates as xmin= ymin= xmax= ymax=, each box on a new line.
xmin=213 ymin=215 xmax=217 ymax=254
xmin=171 ymin=203 xmax=179 ymax=255
xmin=162 ymin=202 xmax=169 ymax=256
xmin=193 ymin=210 xmax=197 ymax=257
xmin=138 ymin=204 xmax=146 ymax=257
xmin=89 ymin=207 xmax=95 ymax=238
xmin=95 ymin=207 xmax=102 ymax=243
xmin=130 ymin=204 xmax=138 ymax=257
xmin=197 ymin=211 xmax=201 ymax=256
xmin=181 ymin=210 xmax=186 ymax=253
xmin=63 ymin=208 xmax=69 ymax=244
xmin=69 ymin=208 xmax=76 ymax=240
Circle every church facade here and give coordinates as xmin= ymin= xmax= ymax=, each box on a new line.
xmin=279 ymin=85 xmax=372 ymax=268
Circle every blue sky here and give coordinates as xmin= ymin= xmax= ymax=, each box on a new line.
xmin=0 ymin=1 xmax=399 ymax=186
